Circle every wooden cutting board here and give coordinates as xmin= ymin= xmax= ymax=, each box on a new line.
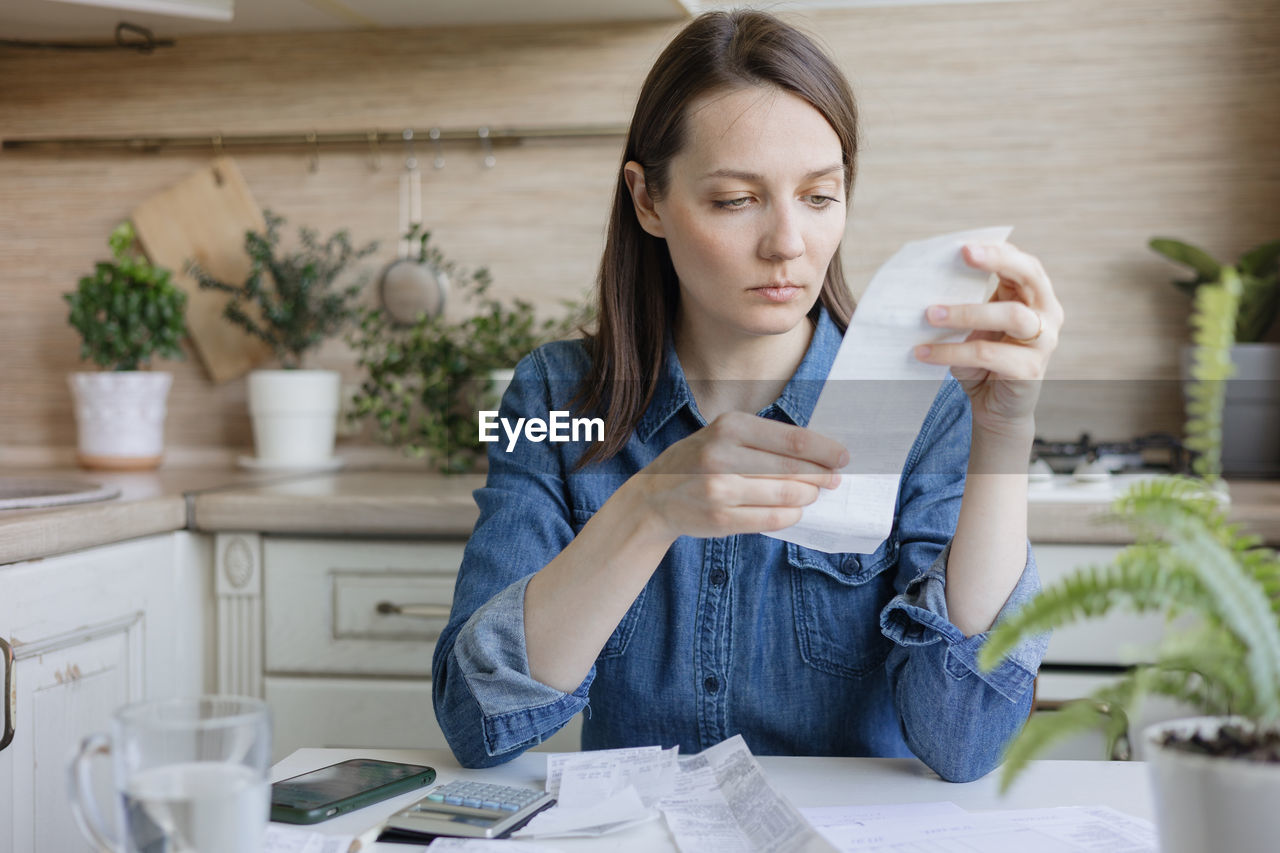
xmin=131 ymin=157 xmax=272 ymax=384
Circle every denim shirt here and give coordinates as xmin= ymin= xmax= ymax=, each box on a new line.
xmin=431 ymin=307 xmax=1048 ymax=782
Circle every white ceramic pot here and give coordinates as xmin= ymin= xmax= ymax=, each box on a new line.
xmin=488 ymin=368 xmax=516 ymax=409
xmin=1144 ymin=716 xmax=1280 ymax=853
xmin=67 ymin=371 xmax=173 ymax=470
xmin=246 ymin=369 xmax=341 ymax=466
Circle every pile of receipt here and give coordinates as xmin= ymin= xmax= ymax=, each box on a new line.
xmin=505 ymin=735 xmax=1156 ymax=853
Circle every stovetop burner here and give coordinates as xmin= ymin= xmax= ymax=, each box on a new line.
xmin=1027 ymin=432 xmax=1193 ymax=502
xmin=1032 ymin=432 xmax=1190 ymax=477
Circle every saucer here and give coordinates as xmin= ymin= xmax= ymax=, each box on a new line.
xmin=236 ymin=455 xmax=346 ymax=473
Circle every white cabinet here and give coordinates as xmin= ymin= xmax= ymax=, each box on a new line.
xmin=219 ymin=535 xmax=580 ymax=763
xmin=0 ymin=532 xmax=211 ymax=853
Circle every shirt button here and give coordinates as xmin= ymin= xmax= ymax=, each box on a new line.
xmin=704 ymin=676 xmax=720 ymax=693
xmin=709 ymin=569 xmax=727 ymax=586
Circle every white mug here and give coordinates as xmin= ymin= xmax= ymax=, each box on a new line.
xmin=68 ymin=695 xmax=272 ymax=853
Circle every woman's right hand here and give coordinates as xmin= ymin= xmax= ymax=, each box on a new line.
xmin=627 ymin=411 xmax=848 ymax=541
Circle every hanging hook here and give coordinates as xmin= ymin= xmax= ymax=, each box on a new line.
xmin=478 ymin=126 xmax=495 ymax=169
xmin=402 ymin=128 xmax=417 ymax=172
xmin=210 ymin=134 xmax=225 ymax=185
xmin=401 ymin=129 xmax=422 ymax=239
xmin=306 ymin=131 xmax=319 ymax=173
xmin=429 ymin=127 xmax=444 ymax=170
xmin=366 ymin=130 xmax=381 ymax=172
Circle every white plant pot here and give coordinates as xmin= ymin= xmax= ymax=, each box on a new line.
xmin=68 ymin=371 xmax=172 ymax=470
xmin=488 ymin=368 xmax=516 ymax=409
xmin=246 ymin=369 xmax=341 ymax=466
xmin=1144 ymin=716 xmax=1280 ymax=853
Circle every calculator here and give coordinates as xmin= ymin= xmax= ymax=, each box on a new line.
xmin=380 ymin=779 xmax=557 ymax=840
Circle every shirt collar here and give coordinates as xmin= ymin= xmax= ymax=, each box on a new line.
xmin=636 ymin=305 xmax=844 ymax=442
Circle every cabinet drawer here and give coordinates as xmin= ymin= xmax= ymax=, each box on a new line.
xmin=264 ymin=539 xmax=465 ymax=676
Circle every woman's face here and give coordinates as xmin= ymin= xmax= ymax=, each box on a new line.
xmin=628 ymin=85 xmax=847 ymax=341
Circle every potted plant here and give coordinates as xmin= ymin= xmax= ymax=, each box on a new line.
xmin=64 ymin=222 xmax=188 ymax=470
xmin=1151 ymin=236 xmax=1280 ymax=477
xmin=979 ymin=266 xmax=1280 ymax=852
xmin=348 ymin=228 xmax=588 ymax=474
xmin=188 ymin=211 xmax=378 ymax=469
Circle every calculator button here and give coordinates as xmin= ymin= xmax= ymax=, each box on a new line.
xmin=426 ymin=792 xmax=445 ymax=802
xmin=482 ymin=800 xmax=501 ymax=810
xmin=444 ymin=795 xmax=464 ymax=805
xmin=461 ymin=798 xmax=482 ymax=809
xmin=499 ymin=802 xmax=521 ymax=811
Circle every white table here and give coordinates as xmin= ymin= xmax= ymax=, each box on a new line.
xmin=270 ymin=747 xmax=1154 ymax=851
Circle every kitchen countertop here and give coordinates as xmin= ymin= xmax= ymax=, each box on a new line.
xmin=0 ymin=467 xmax=339 ymax=564
xmin=1 ymin=467 xmax=1278 ymax=565
xmin=1027 ymin=479 xmax=1280 ymax=544
xmin=190 ymin=470 xmax=485 ymax=536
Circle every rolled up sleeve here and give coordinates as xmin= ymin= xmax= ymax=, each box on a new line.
xmin=876 ymin=380 xmax=1049 ymax=782
xmin=442 ymin=574 xmax=592 ymax=764
xmin=881 ymin=540 xmax=1045 ymax=704
xmin=431 ymin=349 xmax=591 ymax=768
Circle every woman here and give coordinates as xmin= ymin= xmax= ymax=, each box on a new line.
xmin=432 ymin=10 xmax=1063 ymax=782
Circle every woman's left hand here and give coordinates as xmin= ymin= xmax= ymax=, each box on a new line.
xmin=914 ymin=242 xmax=1064 ymax=437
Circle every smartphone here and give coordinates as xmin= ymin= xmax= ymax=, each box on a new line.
xmin=271 ymin=758 xmax=437 ymax=824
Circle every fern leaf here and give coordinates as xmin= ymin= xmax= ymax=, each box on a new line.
xmin=1173 ymin=521 xmax=1280 ymax=722
xmin=1185 ymin=267 xmax=1241 ymax=481
xmin=999 ymin=679 xmax=1136 ymax=793
xmin=1139 ymin=658 xmax=1251 ymax=718
xmin=1105 ymin=476 xmax=1222 ymax=537
xmin=980 ymin=544 xmax=1203 ymax=670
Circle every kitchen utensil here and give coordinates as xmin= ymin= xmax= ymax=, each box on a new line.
xmin=376 ymin=131 xmax=448 ymax=326
xmin=131 ymin=157 xmax=273 ymax=383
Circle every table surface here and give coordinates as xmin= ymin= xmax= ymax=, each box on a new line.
xmin=270 ymin=747 xmax=1154 ymax=851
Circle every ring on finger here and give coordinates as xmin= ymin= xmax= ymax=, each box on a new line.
xmin=1008 ymin=311 xmax=1043 ymax=345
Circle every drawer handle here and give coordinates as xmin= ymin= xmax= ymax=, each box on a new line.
xmin=376 ymin=601 xmax=451 ymax=620
xmin=1 ymin=637 xmax=14 ymax=752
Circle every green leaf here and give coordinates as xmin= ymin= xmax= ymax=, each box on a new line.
xmin=187 ymin=208 xmax=378 ymax=367
xmin=1238 ymin=239 xmax=1280 ymax=278
xmin=1173 ymin=522 xmax=1280 ymax=722
xmin=998 ymin=682 xmax=1135 ymax=793
xmin=1150 ymin=238 xmax=1221 ymax=281
xmin=64 ymin=220 xmax=188 ymax=370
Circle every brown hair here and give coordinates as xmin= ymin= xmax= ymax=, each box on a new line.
xmin=576 ymin=9 xmax=860 ymax=467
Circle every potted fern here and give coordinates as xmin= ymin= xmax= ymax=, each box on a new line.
xmin=348 ymin=229 xmax=587 ymax=474
xmin=64 ymin=222 xmax=188 ymax=470
xmin=188 ymin=211 xmax=377 ymax=469
xmin=979 ymin=266 xmax=1280 ymax=853
xmin=1151 ymin=236 xmax=1280 ymax=477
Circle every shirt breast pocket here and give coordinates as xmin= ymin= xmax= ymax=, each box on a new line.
xmin=786 ymin=539 xmax=898 ymax=679
xmin=571 ymin=506 xmax=648 ymax=660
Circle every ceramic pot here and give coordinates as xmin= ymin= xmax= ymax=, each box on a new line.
xmin=1180 ymin=343 xmax=1280 ymax=477
xmin=68 ymin=371 xmax=172 ymax=470
xmin=487 ymin=368 xmax=516 ymax=409
xmin=246 ymin=369 xmax=341 ymax=466
xmin=1144 ymin=716 xmax=1280 ymax=853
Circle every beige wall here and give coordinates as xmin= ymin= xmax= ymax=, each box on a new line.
xmin=2 ymin=0 xmax=1278 ymax=461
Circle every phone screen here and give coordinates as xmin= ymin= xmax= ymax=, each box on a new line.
xmin=272 ymin=759 xmax=433 ymax=810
